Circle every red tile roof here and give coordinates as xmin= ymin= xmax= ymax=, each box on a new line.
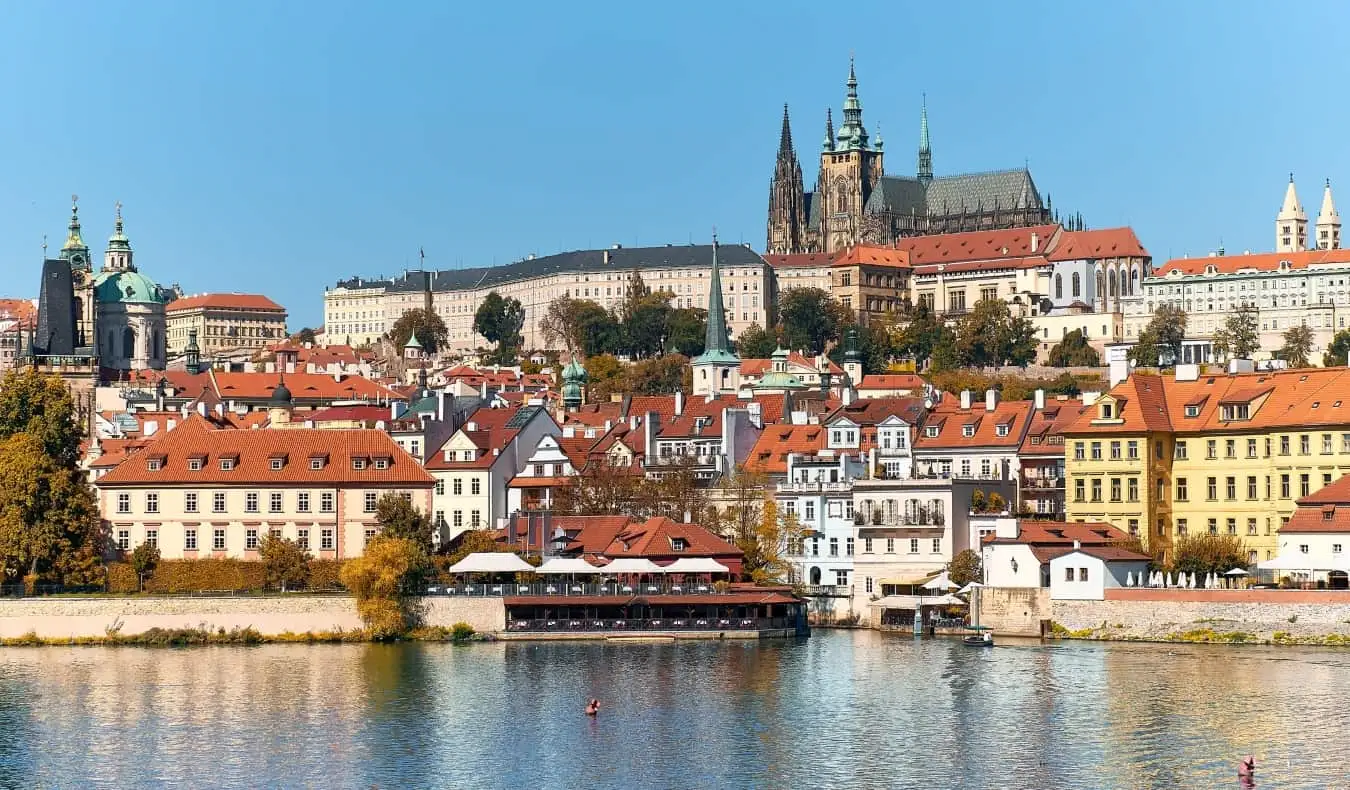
xmin=303 ymin=405 xmax=391 ymax=424
xmin=832 ymin=245 xmax=910 ymax=268
xmin=425 ymin=405 xmax=538 ymax=470
xmin=985 ymin=519 xmax=1130 ymax=548
xmin=763 ymin=252 xmax=835 ymax=269
xmin=1046 ymin=227 xmax=1149 ymax=261
xmin=915 ymin=398 xmax=1033 ymax=450
xmin=896 ymin=225 xmax=1061 ymax=265
xmin=0 ymin=298 xmax=37 ymax=328
xmin=1019 ymin=401 xmax=1083 ymax=456
xmin=1156 ymin=247 xmax=1350 ymax=276
xmin=94 ymin=416 xmax=433 ymax=487
xmin=167 ymin=293 xmax=285 ymax=313
xmin=826 ymin=396 xmax=927 ymax=427
xmin=603 ymin=517 xmax=743 ymax=561
xmin=911 ymin=255 xmax=1050 ymax=277
xmin=856 ymin=373 xmax=927 ymax=392
xmin=1283 ymin=475 xmax=1350 ymax=533
xmin=139 ymin=370 xmax=403 ymax=404
xmin=739 ymin=353 xmax=842 ymax=378
xmin=744 ymin=424 xmax=827 ymax=475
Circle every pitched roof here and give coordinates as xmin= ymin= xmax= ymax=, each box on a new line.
xmin=826 ymin=396 xmax=927 ymax=427
xmin=856 ymin=373 xmax=927 ymax=392
xmin=304 ymin=405 xmax=391 ymax=424
xmin=603 ymin=517 xmax=742 ymax=560
xmin=744 ymin=424 xmax=827 ymax=475
xmin=1062 ymin=373 xmax=1172 ymax=435
xmin=915 ymin=398 xmax=1033 ymax=450
xmin=763 ymin=252 xmax=834 ymax=269
xmin=166 ymin=293 xmax=286 ymax=313
xmin=894 ymin=224 xmax=1060 ymax=265
xmin=1047 ymin=227 xmax=1149 ymax=261
xmin=740 ymin=353 xmax=842 ymax=377
xmin=864 ymin=170 xmax=1046 ymax=221
xmin=832 ymin=246 xmax=910 ymax=268
xmin=138 ymin=370 xmax=403 ymax=404
xmin=1155 ymin=247 xmax=1350 ymax=277
xmin=985 ymin=519 xmax=1130 ymax=547
xmin=0 ymin=298 xmax=37 ymax=328
xmin=425 ymin=405 xmax=541 ymax=470
xmin=1019 ymin=401 xmax=1083 ymax=456
xmin=95 ymin=416 xmax=432 ymax=487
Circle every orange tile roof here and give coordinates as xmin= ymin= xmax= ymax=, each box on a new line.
xmin=1284 ymin=475 xmax=1350 ymax=533
xmin=140 ymin=370 xmax=403 ymax=404
xmin=95 ymin=416 xmax=432 ymax=487
xmin=831 ymin=245 xmax=910 ymax=268
xmin=744 ymin=424 xmax=827 ymax=475
xmin=561 ymin=401 xmax=623 ymax=428
xmin=627 ymin=395 xmax=680 ymax=425
xmin=985 ymin=519 xmax=1129 ymax=547
xmin=556 ymin=435 xmax=599 ymax=466
xmin=167 ymin=293 xmax=286 ymax=313
xmin=856 ymin=373 xmax=927 ymax=392
xmin=826 ymin=396 xmax=927 ymax=427
xmin=1019 ymin=401 xmax=1083 ymax=456
xmin=915 ymin=399 xmax=1033 ymax=450
xmin=425 ymin=405 xmax=543 ymax=470
xmin=0 ymin=298 xmax=37 ymax=328
xmin=304 ymin=405 xmax=392 ymax=423
xmin=895 ymin=224 xmax=1061 ymax=265
xmin=763 ymin=252 xmax=835 ymax=269
xmin=911 ymin=255 xmax=1049 ymax=277
xmin=1155 ymin=247 xmax=1350 ymax=277
xmin=1046 ymin=227 xmax=1149 ymax=261
xmin=603 ymin=517 xmax=742 ymax=560
xmin=740 ymin=353 xmax=842 ymax=377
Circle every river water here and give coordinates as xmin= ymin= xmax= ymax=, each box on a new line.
xmin=0 ymin=630 xmax=1345 ymax=789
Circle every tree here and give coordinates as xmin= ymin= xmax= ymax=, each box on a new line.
xmin=555 ymin=464 xmax=647 ymax=517
xmin=1281 ymin=324 xmax=1315 ymax=368
xmin=0 ymin=369 xmax=82 ymax=467
xmin=540 ymin=296 xmax=613 ymax=355
xmin=1324 ymin=329 xmax=1350 ymax=367
xmin=621 ymin=292 xmax=673 ymax=359
xmin=259 ymin=533 xmax=311 ymax=592
xmin=1170 ymin=534 xmax=1248 ymax=578
xmin=929 ymin=328 xmax=961 ymax=373
xmin=738 ymin=499 xmax=804 ymax=585
xmin=735 ymin=323 xmax=777 ymax=359
xmin=1211 ymin=304 xmax=1259 ymax=361
xmin=387 ymin=308 xmax=448 ymax=355
xmin=948 ymin=549 xmax=982 ymax=587
xmin=130 ymin=541 xmax=160 ymax=593
xmin=291 ymin=327 xmax=318 ymax=345
xmin=0 ymin=432 xmax=105 ymax=585
xmin=340 ymin=536 xmax=430 ymax=639
xmin=1047 ymin=329 xmax=1101 ymax=367
xmin=665 ymin=308 xmax=707 ymax=358
xmin=446 ymin=530 xmax=504 ymax=565
xmin=778 ymin=287 xmax=850 ymax=355
xmin=578 ymin=308 xmax=623 ymax=358
xmin=626 ymin=354 xmax=688 ymax=394
xmin=375 ymin=493 xmax=434 ymax=552
xmin=954 ymin=299 xmax=1036 ymax=368
xmin=1129 ymin=305 xmax=1187 ymax=368
xmin=473 ymin=292 xmax=525 ymax=361
xmin=895 ymin=305 xmax=947 ymax=369
xmin=582 ymin=354 xmax=626 ymax=402
xmin=828 ymin=323 xmax=893 ymax=375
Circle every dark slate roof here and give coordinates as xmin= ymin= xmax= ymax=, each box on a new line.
xmin=863 ymin=169 xmax=1044 ymax=218
xmin=805 ymin=191 xmax=819 ymax=229
xmin=863 ymin=177 xmax=928 ymax=215
xmin=332 ymin=276 xmax=394 ymax=290
xmin=383 ymin=244 xmax=768 ymax=293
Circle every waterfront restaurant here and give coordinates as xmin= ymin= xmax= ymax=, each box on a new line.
xmin=502 ymin=585 xmax=807 ymax=636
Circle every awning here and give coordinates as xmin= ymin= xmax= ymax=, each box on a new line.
xmin=870 ymin=594 xmax=957 ymax=610
xmin=445 ymin=552 xmax=535 ymax=574
xmin=921 ymin=572 xmax=956 ymax=591
xmin=1256 ymin=555 xmax=1336 ymax=572
xmin=535 ymin=557 xmax=602 ymax=575
xmin=662 ymin=557 xmax=730 ymax=574
xmin=600 ymin=558 xmax=668 ymax=574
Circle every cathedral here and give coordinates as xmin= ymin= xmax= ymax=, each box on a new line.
xmin=31 ymin=198 xmax=173 ymax=374
xmin=767 ymin=60 xmax=1055 ymax=255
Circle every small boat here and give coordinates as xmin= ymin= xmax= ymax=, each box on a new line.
xmin=963 ymin=625 xmax=994 ymax=647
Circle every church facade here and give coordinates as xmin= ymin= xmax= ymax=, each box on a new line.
xmin=767 ymin=60 xmax=1056 ymax=255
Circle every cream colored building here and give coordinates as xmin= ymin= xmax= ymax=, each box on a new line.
xmin=323 ymin=277 xmax=392 ymax=348
xmin=166 ymin=293 xmax=288 ymax=356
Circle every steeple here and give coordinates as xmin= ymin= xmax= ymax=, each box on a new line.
xmin=767 ymin=105 xmax=809 ymax=254
xmin=1317 ymin=178 xmax=1341 ymax=250
xmin=1276 ymin=173 xmax=1309 ymax=253
xmin=59 ymin=194 xmax=90 ymax=272
xmin=104 ymin=201 xmax=135 ymax=272
xmin=778 ymin=103 xmax=793 ymax=156
xmin=822 ymin=107 xmax=835 ymax=152
xmin=691 ymin=232 xmax=740 ymax=396
xmin=835 ymin=56 xmax=870 ymax=150
xmin=917 ymin=94 xmax=933 ymax=183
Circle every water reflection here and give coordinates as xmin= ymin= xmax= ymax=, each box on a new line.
xmin=0 ymin=634 xmax=1347 ymax=788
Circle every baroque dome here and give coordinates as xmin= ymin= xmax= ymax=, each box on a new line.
xmin=93 ymin=270 xmax=168 ymax=304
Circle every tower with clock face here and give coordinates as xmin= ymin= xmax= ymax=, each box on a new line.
xmin=59 ymin=195 xmax=96 ymax=351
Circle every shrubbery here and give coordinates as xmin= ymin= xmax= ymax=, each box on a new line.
xmin=106 ymin=558 xmax=347 ymax=594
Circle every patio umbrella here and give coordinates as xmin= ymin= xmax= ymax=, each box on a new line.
xmin=926 ymin=594 xmax=965 ymax=606
xmin=663 ymin=557 xmax=730 ymax=574
xmin=536 ymin=557 xmax=602 ymax=575
xmin=956 ymin=582 xmax=983 ymax=596
xmin=921 ymin=572 xmax=957 ymax=591
xmin=445 ymin=552 xmax=535 ymax=574
xmin=1224 ymin=568 xmax=1250 ymax=576
xmin=601 ymin=558 xmax=666 ymax=574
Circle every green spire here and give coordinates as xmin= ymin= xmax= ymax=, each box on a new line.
xmin=61 ymin=194 xmax=85 ymax=252
xmin=917 ymin=94 xmax=933 ymax=183
xmin=694 ymin=232 xmax=739 ymax=366
xmin=835 ymin=55 xmax=869 ymax=150
xmin=108 ymin=201 xmax=130 ymax=249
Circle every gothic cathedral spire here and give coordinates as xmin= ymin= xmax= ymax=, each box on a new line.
xmin=767 ymin=104 xmax=809 ymax=254
xmin=917 ymin=94 xmax=933 ymax=183
xmin=835 ymin=56 xmax=869 ymax=151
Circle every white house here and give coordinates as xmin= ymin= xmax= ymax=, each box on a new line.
xmin=1260 ymin=475 xmax=1350 ymax=588
xmin=1048 ymin=545 xmax=1150 ymax=601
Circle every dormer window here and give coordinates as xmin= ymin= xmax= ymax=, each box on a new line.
xmin=270 ymin=459 xmax=283 ymax=471
xmin=1184 ymin=405 xmax=1200 ymax=418
xmin=310 ymin=458 xmax=323 ymax=470
xmin=1220 ymin=403 xmax=1251 ymax=421
xmin=670 ymin=537 xmax=688 ymax=551
xmin=925 ymin=426 xmax=939 ymax=438
xmin=352 ymin=457 xmax=367 ymax=471
xmin=374 ymin=458 xmax=390 ymax=470
xmin=219 ymin=457 xmax=236 ymax=471
xmin=187 ymin=458 xmax=203 ymax=471
xmin=996 ymin=424 xmax=1010 ymax=437
xmin=1099 ymin=403 xmax=1115 ymax=419
xmin=962 ymin=425 xmax=975 ymax=438
xmin=146 ymin=457 xmax=164 ymax=471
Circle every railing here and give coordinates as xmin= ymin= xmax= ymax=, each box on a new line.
xmin=647 ymin=454 xmax=720 ymax=467
xmin=913 ymin=472 xmax=1007 ymax=481
xmin=776 ymin=481 xmax=854 ymax=494
xmin=0 ymin=584 xmax=349 ymax=599
xmin=504 ymin=617 xmax=795 ymax=632
xmin=426 ymin=582 xmax=723 ymax=597
xmin=1021 ymin=476 xmax=1062 ymax=488
xmin=801 ymin=585 xmax=851 ymax=597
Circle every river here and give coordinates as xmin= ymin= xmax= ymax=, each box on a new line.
xmin=0 ymin=630 xmax=1344 ymax=788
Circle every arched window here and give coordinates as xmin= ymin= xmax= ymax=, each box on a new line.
xmin=1131 ymin=267 xmax=1140 ymax=294
xmin=1119 ymin=269 xmax=1129 ymax=296
xmin=1054 ymin=274 xmax=1063 ymax=300
xmin=1071 ymin=272 xmax=1081 ymax=297
xmin=1109 ymin=273 xmax=1117 ymax=298
xmin=810 ymin=567 xmax=822 ymax=585
xmin=122 ymin=327 xmax=136 ymax=359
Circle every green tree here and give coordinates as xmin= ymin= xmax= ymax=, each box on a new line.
xmin=895 ymin=304 xmax=947 ymax=369
xmin=1129 ymin=305 xmax=1188 ymax=368
xmin=621 ymin=293 xmax=673 ymax=359
xmin=948 ymin=549 xmax=982 ymax=587
xmin=929 ymin=328 xmax=961 ymax=373
xmin=340 ymin=537 xmax=429 ymax=639
xmin=130 ymin=541 xmax=160 ymax=593
xmin=955 ymin=299 xmax=1037 ymax=368
xmin=579 ymin=308 xmax=623 ymax=357
xmin=1170 ymin=534 xmax=1248 ymax=578
xmin=778 ymin=287 xmax=850 ymax=355
xmin=473 ymin=292 xmax=525 ymax=361
xmin=828 ymin=322 xmax=893 ymax=375
xmin=0 ymin=432 xmax=104 ymax=584
xmin=739 ymin=499 xmax=804 ymax=585
xmin=735 ymin=323 xmax=777 ymax=358
xmin=1047 ymin=329 xmax=1102 ymax=367
xmin=291 ymin=327 xmax=318 ymax=345
xmin=1281 ymin=324 xmax=1315 ymax=368
xmin=259 ymin=533 xmax=311 ymax=592
xmin=0 ymin=369 xmax=82 ymax=467
xmin=665 ymin=307 xmax=707 ymax=357
xmin=387 ymin=308 xmax=449 ymax=355
xmin=375 ymin=493 xmax=435 ymax=553
xmin=1211 ymin=303 xmax=1260 ymax=361
xmin=626 ymin=354 xmax=688 ymax=394
xmin=1325 ymin=329 xmax=1350 ymax=367
xmin=583 ymin=353 xmax=627 ymax=401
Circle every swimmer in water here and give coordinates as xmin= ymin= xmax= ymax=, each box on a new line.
xmin=585 ymin=698 xmax=600 ymax=716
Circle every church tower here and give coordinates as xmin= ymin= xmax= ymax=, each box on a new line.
xmin=766 ymin=104 xmax=809 ymax=254
xmin=1276 ymin=174 xmax=1308 ymax=253
xmin=916 ymin=96 xmax=933 ymax=183
xmin=691 ymin=234 xmax=740 ymax=397
xmin=59 ymin=196 xmax=96 ymax=349
xmin=1316 ymin=178 xmax=1341 ymax=250
xmin=104 ymin=202 xmax=135 ymax=272
xmin=815 ymin=57 xmax=884 ymax=254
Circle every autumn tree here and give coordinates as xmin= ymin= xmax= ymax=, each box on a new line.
xmin=540 ymin=296 xmax=614 ymax=355
xmin=948 ymin=549 xmax=982 ymax=588
xmin=1129 ymin=305 xmax=1187 ymax=368
xmin=259 ymin=533 xmax=311 ymax=592
xmin=778 ymin=287 xmax=850 ymax=354
xmin=1170 ymin=534 xmax=1248 ymax=578
xmin=0 ymin=432 xmax=105 ymax=585
xmin=735 ymin=323 xmax=777 ymax=359
xmin=955 ymin=299 xmax=1038 ymax=368
xmin=0 ymin=368 xmax=82 ymax=466
xmin=474 ymin=291 xmax=525 ymax=362
xmin=387 ymin=308 xmax=449 ymax=355
xmin=1281 ymin=324 xmax=1315 ymax=368
xmin=626 ymin=354 xmax=688 ymax=394
xmin=1211 ymin=303 xmax=1260 ymax=361
xmin=375 ymin=493 xmax=435 ymax=553
xmin=1047 ymin=329 xmax=1101 ymax=367
xmin=446 ymin=529 xmax=505 ymax=565
xmin=739 ymin=499 xmax=804 ymax=585
xmin=340 ymin=536 xmax=430 ymax=639
xmin=581 ymin=354 xmax=626 ymax=401
xmin=130 ymin=541 xmax=160 ymax=593
xmin=1325 ymin=329 xmax=1350 ymax=367
xmin=291 ymin=327 xmax=318 ymax=345
xmin=712 ymin=467 xmax=768 ymax=546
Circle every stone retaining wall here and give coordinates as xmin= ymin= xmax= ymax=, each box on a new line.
xmin=0 ymin=596 xmax=505 ymax=640
xmin=977 ymin=587 xmax=1051 ymax=636
xmin=1052 ymin=598 xmax=1350 ymax=641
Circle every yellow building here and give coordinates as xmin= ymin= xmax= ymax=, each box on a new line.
xmin=166 ymin=293 xmax=287 ymax=356
xmin=1065 ymin=368 xmax=1350 ymax=563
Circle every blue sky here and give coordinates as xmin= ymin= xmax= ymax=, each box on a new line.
xmin=1 ymin=0 xmax=1347 ymax=327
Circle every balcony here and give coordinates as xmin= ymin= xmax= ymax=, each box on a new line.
xmin=801 ymin=584 xmax=852 ymax=598
xmin=1021 ymin=476 xmax=1062 ymax=489
xmin=777 ymin=480 xmax=854 ymax=494
xmin=647 ymin=454 xmax=720 ymax=467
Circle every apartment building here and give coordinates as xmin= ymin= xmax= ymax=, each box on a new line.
xmin=1064 ymin=366 xmax=1350 ymax=563
xmin=913 ymin=390 xmax=1033 ymax=483
xmin=166 ymin=293 xmax=288 ymax=356
xmin=94 ymin=416 xmax=434 ymax=560
xmin=828 ymin=245 xmax=912 ymax=326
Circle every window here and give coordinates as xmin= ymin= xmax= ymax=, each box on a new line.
xmin=188 ymin=458 xmax=203 ymax=471
xmin=1281 ymin=474 xmax=1290 ymax=499
xmin=1073 ymin=442 xmax=1085 ymax=460
xmin=1248 ymin=518 xmax=1257 ymax=536
xmin=116 ymin=493 xmax=130 ymax=514
xmin=145 ymin=492 xmax=159 ymax=514
xmin=1175 ymin=441 xmax=1188 ymax=460
xmin=213 ymin=492 xmax=227 ymax=513
xmin=1207 ymin=518 xmax=1218 ymax=536
xmin=864 ymin=538 xmax=873 ymax=553
xmin=1206 ymin=440 xmax=1216 ymax=459
xmin=1225 ymin=439 xmax=1236 ymax=459
xmin=1110 ymin=441 xmax=1121 ymax=460
xmin=321 ymin=528 xmax=335 ymax=551
xmin=270 ymin=458 xmax=283 ymax=471
xmin=321 ymin=492 xmax=335 ymax=513
xmin=1090 ymin=479 xmax=1101 ymax=502
xmin=1091 ymin=442 xmax=1102 ymax=460
xmin=297 ymin=529 xmax=309 ymax=550
xmin=1226 ymin=477 xmax=1236 ymax=500
xmin=1247 ymin=438 xmax=1257 ymax=458
xmin=1064 ymin=567 xmax=1075 ymax=582
xmin=310 ymin=458 xmax=324 ymax=471
xmin=996 ymin=424 xmax=1009 ymax=438
xmin=1336 ymin=544 xmax=1344 ymax=554
xmin=364 ymin=528 xmax=377 ymax=544
xmin=1110 ymin=478 xmax=1121 ymax=502
xmin=269 ymin=492 xmax=283 ymax=513
xmin=1280 ymin=436 xmax=1290 ymax=455
xmin=185 ymin=492 xmax=198 ymax=513
xmin=846 ymin=537 xmax=854 ymax=556
xmin=1128 ymin=519 xmax=1139 ymax=535
xmin=1299 ymin=544 xmax=1310 ymax=555
xmin=1324 ymin=434 xmax=1334 ymax=454
xmin=453 ymin=478 xmax=463 ymax=496
xmin=1184 ymin=405 xmax=1200 ymax=418
xmin=352 ymin=458 xmax=367 ymax=471
xmin=184 ymin=529 xmax=197 ymax=551
xmin=805 ymin=501 xmax=816 ymax=521
xmin=1300 ymin=435 xmax=1311 ymax=455
xmin=865 ymin=577 xmax=873 ymax=593
xmin=115 ymin=529 xmax=130 ymax=551
xmin=1301 ymin=474 xmax=1311 ymax=497
xmin=364 ymin=492 xmax=378 ymax=513
xmin=470 ymin=510 xmax=481 ymax=527
xmin=886 ymin=539 xmax=895 ymax=553
xmin=471 ymin=479 xmax=481 ymax=495
xmin=1078 ymin=567 xmax=1088 ymax=582
xmin=1206 ymin=477 xmax=1217 ymax=501
xmin=374 ymin=459 xmax=389 ymax=471
xmin=931 ymin=538 xmax=941 ymax=554
xmin=1177 ymin=518 xmax=1188 ymax=536
xmin=453 ymin=511 xmax=463 ymax=529
xmin=1226 ymin=518 xmax=1236 ymax=535
xmin=1074 ymin=479 xmax=1085 ymax=502
xmin=220 ymin=457 xmax=235 ymax=471
xmin=246 ymin=492 xmax=259 ymax=513
xmin=1127 ymin=441 xmax=1139 ymax=460
xmin=1176 ymin=478 xmax=1188 ymax=501
xmin=962 ymin=425 xmax=975 ymax=438
xmin=245 ymin=529 xmax=259 ymax=551
xmin=811 ymin=539 xmax=819 ymax=556
xmin=829 ymin=537 xmax=838 ymax=556
xmin=147 ymin=458 xmax=162 ymax=471
xmin=213 ymin=529 xmax=226 ymax=551
xmin=297 ymin=492 xmax=310 ymax=512
xmin=909 ymin=538 xmax=919 ymax=554
xmin=1127 ymin=478 xmax=1138 ymax=502
xmin=435 ymin=480 xmax=445 ymax=496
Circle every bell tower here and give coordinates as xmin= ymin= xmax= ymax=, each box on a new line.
xmin=816 ymin=57 xmax=884 ymax=254
xmin=59 ymin=195 xmax=96 ymax=350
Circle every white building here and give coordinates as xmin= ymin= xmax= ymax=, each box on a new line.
xmin=1048 ymin=546 xmax=1150 ymax=601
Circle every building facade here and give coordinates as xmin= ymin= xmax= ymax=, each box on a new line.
xmin=166 ymin=293 xmax=288 ymax=356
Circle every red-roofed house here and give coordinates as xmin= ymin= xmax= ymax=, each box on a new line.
xmin=981 ymin=519 xmax=1137 ymax=591
xmin=1268 ymin=474 xmax=1350 ymax=587
xmin=166 ymin=293 xmax=287 ymax=356
xmin=500 ymin=513 xmax=743 ymax=576
xmin=914 ymin=390 xmax=1033 ymax=483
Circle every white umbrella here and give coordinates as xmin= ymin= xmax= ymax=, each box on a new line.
xmin=535 ymin=557 xmax=602 ymax=575
xmin=926 ymin=594 xmax=965 ymax=606
xmin=922 ymin=572 xmax=957 ymax=591
xmin=1224 ymin=568 xmax=1250 ymax=576
xmin=1257 ymin=555 xmax=1319 ymax=571
xmin=1209 ymin=572 xmax=1218 ymax=589
xmin=445 ymin=552 xmax=535 ymax=574
xmin=1125 ymin=571 xmax=1134 ymax=587
xmin=601 ymin=557 xmax=666 ymax=574
xmin=956 ymin=582 xmax=983 ymax=595
xmin=663 ymin=557 xmax=730 ymax=574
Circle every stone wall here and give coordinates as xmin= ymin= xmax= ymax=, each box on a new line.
xmin=1052 ymin=596 xmax=1350 ymax=642
xmin=0 ymin=596 xmax=505 ymax=640
xmin=976 ymin=587 xmax=1051 ymax=636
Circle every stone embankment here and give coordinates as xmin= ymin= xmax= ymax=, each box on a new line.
xmin=0 ymin=596 xmax=505 ymax=640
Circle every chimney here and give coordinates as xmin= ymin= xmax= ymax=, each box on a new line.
xmin=985 ymin=389 xmax=998 ymax=412
xmin=1033 ymin=388 xmax=1046 ymax=411
xmin=1073 ymin=539 xmax=1081 ymax=551
xmin=603 ymin=250 xmax=611 ymax=266
xmin=629 ymin=414 xmax=640 ymax=431
xmin=675 ymin=391 xmax=685 ymax=416
xmin=1030 ymin=232 xmax=1039 ymax=253
xmin=960 ymin=390 xmax=973 ymax=410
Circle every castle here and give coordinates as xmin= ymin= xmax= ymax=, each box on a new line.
xmin=766 ymin=59 xmax=1059 ymax=255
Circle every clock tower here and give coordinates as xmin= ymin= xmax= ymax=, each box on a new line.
xmin=59 ymin=195 xmax=96 ymax=350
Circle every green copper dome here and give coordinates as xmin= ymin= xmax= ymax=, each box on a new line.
xmin=562 ymin=357 xmax=587 ymax=383
xmin=93 ymin=270 xmax=168 ymax=304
